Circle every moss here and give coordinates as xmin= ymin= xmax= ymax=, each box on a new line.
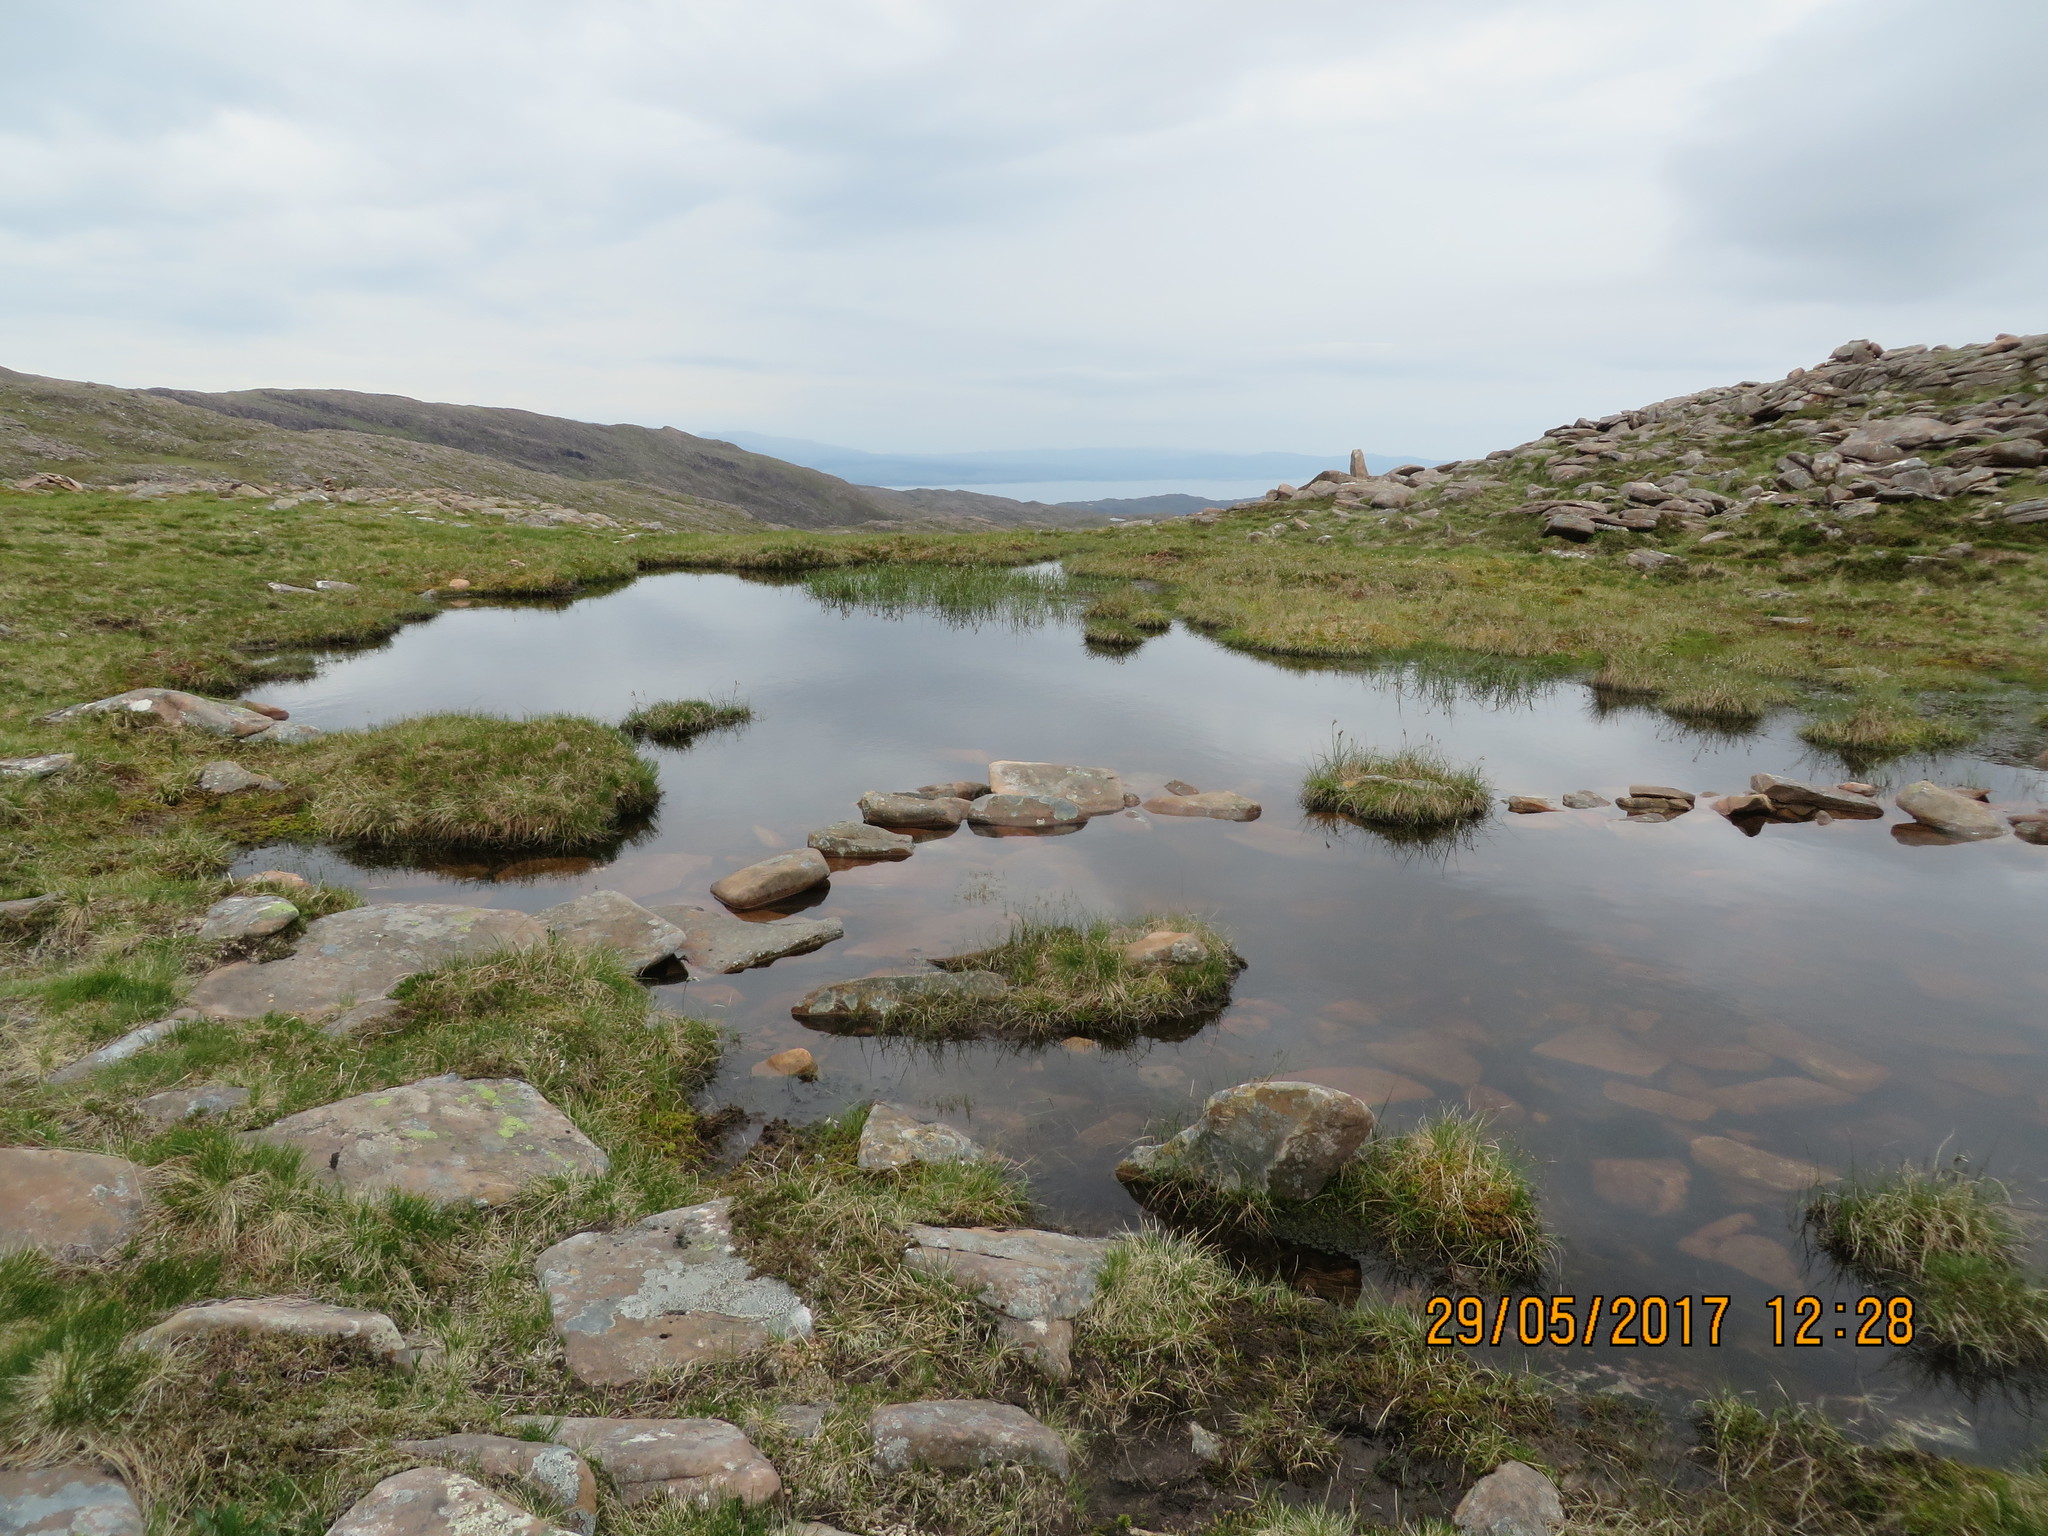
xmin=1299 ymin=739 xmax=1490 ymax=828
xmin=619 ymin=696 xmax=752 ymax=745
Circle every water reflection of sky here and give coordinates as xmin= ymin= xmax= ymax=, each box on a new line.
xmin=241 ymin=570 xmax=2048 ymax=1461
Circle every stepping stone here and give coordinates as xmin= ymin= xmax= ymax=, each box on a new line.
xmin=916 ymin=780 xmax=989 ymax=800
xmin=1117 ymin=1080 xmax=1375 ymax=1201
xmin=710 ymin=850 xmax=829 ymax=910
xmin=987 ymin=761 xmax=1127 ymax=816
xmin=0 ymin=1149 xmax=148 ymax=1260
xmin=0 ymin=1467 xmax=144 ymax=1536
xmin=196 ymin=760 xmax=284 ymax=795
xmin=1454 ymin=1459 xmax=1564 ymax=1536
xmin=132 ymin=1297 xmax=412 ymax=1364
xmin=1896 ymin=780 xmax=2005 ymax=839
xmin=536 ymin=890 xmax=685 ymax=972
xmin=189 ymin=903 xmax=546 ymax=1022
xmin=650 ymin=905 xmax=843 ymax=976
xmin=858 ymin=1103 xmax=981 ymax=1171
xmin=869 ymin=1400 xmax=1069 ymax=1476
xmin=327 ymin=1468 xmax=575 ymax=1536
xmin=792 ymin=971 xmax=1008 ymax=1024
xmin=513 ymin=1417 xmax=780 ymax=1508
xmin=1748 ymin=774 xmax=1883 ymax=819
xmin=250 ymin=1074 xmax=607 ymax=1206
xmin=198 ymin=895 xmax=299 ymax=940
xmin=393 ymin=1437 xmax=595 ymax=1536
xmin=533 ymin=1198 xmax=812 ymax=1386
xmin=858 ymin=792 xmax=968 ymax=829
xmin=45 ymin=1011 xmax=199 ymax=1085
xmin=903 ymin=1226 xmax=1116 ymax=1380
xmin=1142 ymin=791 xmax=1261 ymax=821
xmin=808 ymin=821 xmax=915 ymax=859
xmin=1560 ymin=791 xmax=1609 ymax=809
xmin=965 ymin=793 xmax=1084 ymax=829
xmin=134 ymin=1083 xmax=250 ymax=1129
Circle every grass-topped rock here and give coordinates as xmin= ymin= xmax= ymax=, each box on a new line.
xmin=792 ymin=912 xmax=1240 ymax=1041
xmin=1300 ymin=738 xmax=1490 ymax=829
xmin=619 ymin=693 xmax=752 ymax=744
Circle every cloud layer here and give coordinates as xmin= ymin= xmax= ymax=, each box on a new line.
xmin=1 ymin=0 xmax=2041 ymax=458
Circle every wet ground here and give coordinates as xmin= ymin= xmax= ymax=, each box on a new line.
xmin=238 ymin=568 xmax=2048 ymax=1462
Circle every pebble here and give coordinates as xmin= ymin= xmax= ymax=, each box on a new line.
xmin=753 ymin=1047 xmax=817 ymax=1079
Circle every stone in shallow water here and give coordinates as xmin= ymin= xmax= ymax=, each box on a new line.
xmin=1741 ymin=1021 xmax=1888 ymax=1092
xmin=133 ymin=1297 xmax=408 ymax=1363
xmin=792 ymin=970 xmax=1009 ymax=1022
xmin=1589 ymin=1158 xmax=1690 ymax=1216
xmin=1142 ymin=791 xmax=1261 ymax=821
xmin=753 ymin=1047 xmax=816 ymax=1079
xmin=1118 ymin=1080 xmax=1374 ymax=1201
xmin=533 ymin=1198 xmax=812 ymax=1386
xmin=709 ymin=849 xmax=829 ymax=909
xmin=1531 ymin=1026 xmax=1670 ymax=1078
xmin=0 ymin=1467 xmax=144 ymax=1536
xmin=858 ymin=792 xmax=968 ymax=829
xmin=391 ymin=1437 xmax=595 ymax=1536
xmin=1560 ymin=790 xmax=1609 ymax=809
xmin=1689 ymin=1135 xmax=1835 ymax=1192
xmin=916 ymin=779 xmax=990 ymax=800
xmin=987 ymin=761 xmax=1126 ymax=815
xmin=870 ymin=1400 xmax=1069 ymax=1476
xmin=966 ymin=792 xmax=1084 ymax=829
xmin=0 ymin=1148 xmax=148 ymax=1260
xmin=1895 ymin=780 xmax=2006 ymax=839
xmin=649 ymin=904 xmax=843 ymax=975
xmin=1709 ymin=1076 xmax=1853 ymax=1115
xmin=1677 ymin=1212 xmax=1800 ymax=1288
xmin=188 ymin=903 xmax=546 ymax=1021
xmin=1749 ymin=773 xmax=1883 ymax=819
xmin=250 ymin=1074 xmax=607 ymax=1206
xmin=536 ymin=889 xmax=685 ymax=972
xmin=1504 ymin=795 xmax=1559 ymax=814
xmin=1453 ymin=1459 xmax=1564 ymax=1536
xmin=327 ymin=1468 xmax=572 ymax=1536
xmin=858 ymin=1103 xmax=982 ymax=1170
xmin=197 ymin=895 xmax=299 ymax=941
xmin=807 ymin=821 xmax=915 ymax=859
xmin=1601 ymin=1080 xmax=1715 ymax=1122
xmin=513 ymin=1418 xmax=780 ymax=1508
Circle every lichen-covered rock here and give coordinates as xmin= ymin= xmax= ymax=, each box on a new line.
xmin=903 ymin=1224 xmax=1114 ymax=1378
xmin=536 ymin=890 xmax=686 ymax=972
xmin=132 ymin=1297 xmax=409 ymax=1363
xmin=326 ymin=1468 xmax=574 ymax=1536
xmin=197 ymin=895 xmax=299 ymax=941
xmin=792 ymin=970 xmax=1008 ymax=1024
xmin=1117 ymin=1080 xmax=1375 ymax=1201
xmin=857 ymin=1103 xmax=982 ymax=1171
xmin=858 ymin=792 xmax=968 ymax=829
xmin=534 ymin=1199 xmax=811 ymax=1386
xmin=0 ymin=1149 xmax=148 ymax=1260
xmin=1454 ymin=1460 xmax=1564 ymax=1536
xmin=250 ymin=1075 xmax=607 ymax=1205
xmin=393 ymin=1437 xmax=596 ymax=1536
xmin=43 ymin=687 xmax=276 ymax=738
xmin=651 ymin=905 xmax=843 ymax=975
xmin=0 ymin=1467 xmax=144 ymax=1536
xmin=134 ymin=1083 xmax=250 ymax=1129
xmin=709 ymin=850 xmax=830 ymax=909
xmin=517 ymin=1418 xmax=780 ymax=1508
xmin=189 ymin=903 xmax=546 ymax=1021
xmin=986 ymin=762 xmax=1126 ymax=816
xmin=870 ymin=1400 xmax=1069 ymax=1476
xmin=196 ymin=760 xmax=284 ymax=795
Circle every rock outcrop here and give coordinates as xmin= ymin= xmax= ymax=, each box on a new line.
xmin=792 ymin=971 xmax=1009 ymax=1025
xmin=393 ymin=1438 xmax=595 ymax=1536
xmin=0 ymin=1149 xmax=149 ymax=1260
xmin=904 ymin=1225 xmax=1116 ymax=1379
xmin=326 ymin=1468 xmax=574 ymax=1536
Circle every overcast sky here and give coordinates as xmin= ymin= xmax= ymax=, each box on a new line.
xmin=2 ymin=0 xmax=2042 ymax=459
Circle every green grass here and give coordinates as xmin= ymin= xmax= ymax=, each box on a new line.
xmin=1804 ymin=1162 xmax=2048 ymax=1377
xmin=1299 ymin=738 xmax=1491 ymax=828
xmin=799 ymin=561 xmax=1076 ymax=628
xmin=619 ymin=695 xmax=752 ymax=745
xmin=1798 ymin=699 xmax=1978 ymax=762
xmin=1079 ymin=588 xmax=1174 ymax=648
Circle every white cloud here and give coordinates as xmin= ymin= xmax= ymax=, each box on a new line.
xmin=0 ymin=0 xmax=2040 ymax=459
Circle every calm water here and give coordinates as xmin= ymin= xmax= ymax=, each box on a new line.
xmin=238 ymin=569 xmax=2048 ymax=1460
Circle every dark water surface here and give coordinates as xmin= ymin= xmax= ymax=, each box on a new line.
xmin=238 ymin=569 xmax=2048 ymax=1460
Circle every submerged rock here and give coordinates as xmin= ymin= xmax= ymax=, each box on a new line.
xmin=1689 ymin=1135 xmax=1835 ymax=1192
xmin=1118 ymin=1080 xmax=1375 ymax=1201
xmin=1895 ymin=780 xmax=2007 ymax=839
xmin=327 ymin=1468 xmax=573 ymax=1536
xmin=536 ymin=889 xmax=686 ymax=972
xmin=392 ymin=1438 xmax=595 ymax=1536
xmin=650 ymin=904 xmax=843 ymax=975
xmin=870 ymin=1400 xmax=1069 ymax=1476
xmin=808 ymin=821 xmax=916 ymax=859
xmin=534 ymin=1198 xmax=812 ymax=1386
xmin=710 ymin=849 xmax=830 ymax=909
xmin=1142 ymin=790 xmax=1261 ymax=820
xmin=0 ymin=1148 xmax=149 ymax=1260
xmin=753 ymin=1047 xmax=817 ymax=1079
xmin=0 ymin=1468 xmax=145 ymax=1536
xmin=1454 ymin=1460 xmax=1564 ymax=1536
xmin=251 ymin=1074 xmax=607 ymax=1205
xmin=858 ymin=1103 xmax=983 ymax=1171
xmin=133 ymin=1297 xmax=410 ymax=1364
xmin=792 ymin=971 xmax=1009 ymax=1023
xmin=517 ymin=1417 xmax=780 ymax=1508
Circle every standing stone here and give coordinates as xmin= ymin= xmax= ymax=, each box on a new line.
xmin=517 ymin=1418 xmax=780 ymax=1508
xmin=188 ymin=903 xmax=546 ymax=1021
xmin=536 ymin=890 xmax=686 ymax=972
xmin=1116 ymin=1081 xmax=1374 ymax=1201
xmin=1141 ymin=791 xmax=1261 ymax=821
xmin=649 ymin=905 xmax=843 ymax=975
xmin=533 ymin=1199 xmax=812 ymax=1386
xmin=327 ymin=1469 xmax=574 ymax=1536
xmin=808 ymin=821 xmax=916 ymax=859
xmin=1453 ymin=1460 xmax=1564 ymax=1536
xmin=0 ymin=1468 xmax=144 ymax=1536
xmin=132 ymin=1298 xmax=409 ymax=1363
xmin=1895 ymin=781 xmax=2007 ymax=839
xmin=857 ymin=1104 xmax=982 ymax=1171
xmin=392 ymin=1438 xmax=595 ymax=1536
xmin=986 ymin=762 xmax=1126 ymax=816
xmin=197 ymin=895 xmax=300 ymax=941
xmin=870 ymin=1400 xmax=1069 ymax=1476
xmin=858 ymin=792 xmax=969 ymax=829
xmin=709 ymin=850 xmax=830 ymax=910
xmin=250 ymin=1075 xmax=607 ymax=1206
xmin=0 ymin=1149 xmax=148 ymax=1260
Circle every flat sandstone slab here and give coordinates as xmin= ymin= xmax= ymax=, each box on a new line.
xmin=0 ymin=1148 xmax=149 ymax=1260
xmin=987 ymin=761 xmax=1127 ymax=816
xmin=537 ymin=889 xmax=687 ymax=972
xmin=650 ymin=904 xmax=843 ymax=975
xmin=0 ymin=1467 xmax=145 ymax=1536
xmin=514 ymin=1417 xmax=780 ymax=1508
xmin=792 ymin=971 xmax=1008 ymax=1023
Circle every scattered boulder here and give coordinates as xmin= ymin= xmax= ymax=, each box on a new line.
xmin=1625 ymin=549 xmax=1684 ymax=571
xmin=0 ymin=753 xmax=76 ymax=780
xmin=392 ymin=1437 xmax=596 ymax=1536
xmin=327 ymin=1468 xmax=574 ymax=1536
xmin=858 ymin=792 xmax=968 ymax=829
xmin=649 ymin=905 xmax=843 ymax=975
xmin=1689 ymin=1135 xmax=1835 ymax=1192
xmin=904 ymin=1226 xmax=1115 ymax=1379
xmin=44 ymin=1012 xmax=198 ymax=1084
xmin=132 ymin=1297 xmax=410 ymax=1364
xmin=196 ymin=760 xmax=284 ymax=795
xmin=753 ymin=1047 xmax=817 ymax=1079
xmin=1121 ymin=930 xmax=1209 ymax=968
xmin=1454 ymin=1460 xmax=1564 ymax=1536
xmin=134 ymin=1082 xmax=250 ymax=1129
xmin=870 ymin=1400 xmax=1069 ymax=1477
xmin=793 ymin=971 xmax=1009 ymax=1024
xmin=1141 ymin=791 xmax=1260 ymax=820
xmin=250 ymin=1075 xmax=607 ymax=1206
xmin=965 ymin=793 xmax=1085 ymax=829
xmin=987 ymin=761 xmax=1127 ymax=816
xmin=198 ymin=895 xmax=300 ymax=941
xmin=710 ymin=849 xmax=830 ymax=910
xmin=1505 ymin=796 xmax=1560 ymax=814
xmin=0 ymin=1148 xmax=148 ymax=1259
xmin=43 ymin=687 xmax=278 ymax=738
xmin=249 ymin=721 xmax=323 ymax=743
xmin=0 ymin=1468 xmax=144 ymax=1536
xmin=517 ymin=1417 xmax=780 ymax=1508
xmin=1541 ymin=512 xmax=1598 ymax=540
xmin=533 ymin=1198 xmax=812 ymax=1386
xmin=858 ymin=1103 xmax=983 ymax=1171
xmin=1118 ymin=1081 xmax=1375 ymax=1202
xmin=13 ymin=472 xmax=88 ymax=492
xmin=536 ymin=890 xmax=686 ymax=972
xmin=1749 ymin=774 xmax=1882 ymax=818
xmin=188 ymin=903 xmax=546 ymax=1021
xmin=1895 ymin=780 xmax=2007 ymax=839
xmin=808 ymin=821 xmax=915 ymax=859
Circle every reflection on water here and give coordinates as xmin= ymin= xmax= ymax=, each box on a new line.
xmin=236 ymin=570 xmax=2048 ymax=1460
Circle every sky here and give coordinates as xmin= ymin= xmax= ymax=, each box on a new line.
xmin=1 ymin=0 xmax=2043 ymax=461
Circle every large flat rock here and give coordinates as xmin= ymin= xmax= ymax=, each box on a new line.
xmin=903 ymin=1226 xmax=1115 ymax=1321
xmin=858 ymin=1103 xmax=982 ymax=1171
xmin=1896 ymin=780 xmax=2007 ymax=839
xmin=870 ymin=1400 xmax=1068 ymax=1476
xmin=0 ymin=1149 xmax=148 ymax=1261
xmin=393 ymin=1437 xmax=595 ymax=1536
xmin=133 ymin=1297 xmax=407 ymax=1363
xmin=987 ymin=762 xmax=1127 ymax=816
xmin=327 ymin=1469 xmax=574 ymax=1536
xmin=534 ymin=1198 xmax=812 ymax=1386
xmin=0 ymin=1467 xmax=144 ymax=1536
xmin=250 ymin=1074 xmax=607 ymax=1205
xmin=189 ymin=903 xmax=546 ymax=1021
xmin=44 ymin=687 xmax=276 ymax=739
xmin=537 ymin=890 xmax=686 ymax=972
xmin=649 ymin=905 xmax=843 ymax=976
xmin=516 ymin=1418 xmax=780 ymax=1508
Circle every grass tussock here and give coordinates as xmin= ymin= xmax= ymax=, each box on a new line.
xmin=301 ymin=714 xmax=658 ymax=850
xmin=800 ymin=561 xmax=1074 ymax=629
xmin=620 ymin=694 xmax=752 ymax=745
xmin=1797 ymin=700 xmax=1977 ymax=761
xmin=1805 ymin=1161 xmax=2048 ymax=1377
xmin=1299 ymin=738 xmax=1490 ymax=828
xmin=1080 ymin=589 xmax=1174 ymax=648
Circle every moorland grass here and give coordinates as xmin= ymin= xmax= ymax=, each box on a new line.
xmin=1079 ymin=588 xmax=1174 ymax=648
xmin=619 ymin=694 xmax=753 ymax=744
xmin=1804 ymin=1162 xmax=2048 ymax=1377
xmin=1798 ymin=699 xmax=1978 ymax=761
xmin=1299 ymin=738 xmax=1491 ymax=828
xmin=799 ymin=561 xmax=1076 ymax=628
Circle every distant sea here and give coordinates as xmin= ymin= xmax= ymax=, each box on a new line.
xmin=881 ymin=477 xmax=1281 ymax=506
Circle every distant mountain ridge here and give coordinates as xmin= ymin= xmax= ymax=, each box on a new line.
xmin=707 ymin=432 xmax=1411 ymax=486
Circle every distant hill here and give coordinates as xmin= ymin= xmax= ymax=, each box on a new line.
xmin=709 ymin=433 xmax=1417 ymax=487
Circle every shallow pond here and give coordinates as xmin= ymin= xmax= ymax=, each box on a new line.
xmin=239 ymin=567 xmax=2048 ymax=1461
